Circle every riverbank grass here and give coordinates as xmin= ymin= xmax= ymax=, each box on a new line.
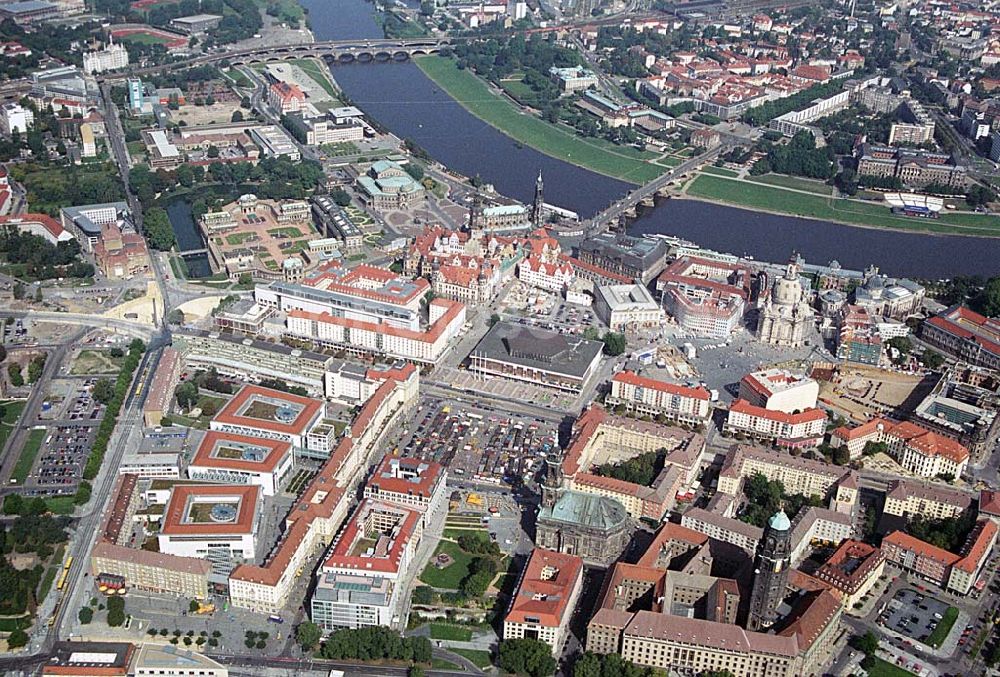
xmin=746 ymin=173 xmax=832 ymax=195
xmin=686 ymin=174 xmax=1000 ymax=237
xmin=415 ymin=55 xmax=665 ymax=183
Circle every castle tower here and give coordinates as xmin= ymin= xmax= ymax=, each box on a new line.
xmin=469 ymin=188 xmax=484 ymax=233
xmin=531 ymin=170 xmax=544 ymax=227
xmin=540 ymin=452 xmax=565 ymax=510
xmin=747 ymin=509 xmax=792 ymax=631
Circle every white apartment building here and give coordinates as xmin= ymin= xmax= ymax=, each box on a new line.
xmin=738 ymin=368 xmax=819 ymax=414
xmin=606 ymin=371 xmax=711 ymax=425
xmin=724 ymin=399 xmax=826 ymax=447
xmin=83 ymin=42 xmax=129 ymax=75
xmin=518 ymin=256 xmax=575 ymax=292
xmin=831 ymin=418 xmax=970 ymax=478
xmin=883 ymin=479 xmax=973 ymax=520
xmin=0 ymin=102 xmax=33 ymax=135
xmin=285 ymin=297 xmax=465 ymax=365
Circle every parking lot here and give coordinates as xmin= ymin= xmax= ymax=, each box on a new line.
xmin=498 ymin=282 xmax=603 ymax=337
xmin=17 ymin=376 xmax=105 ymax=496
xmin=400 ymin=398 xmax=558 ymax=486
xmin=439 ymin=366 xmax=579 ymax=410
xmin=880 ymin=588 xmax=953 ymax=646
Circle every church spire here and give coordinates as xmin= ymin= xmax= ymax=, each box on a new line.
xmin=531 ymin=170 xmax=544 ymax=227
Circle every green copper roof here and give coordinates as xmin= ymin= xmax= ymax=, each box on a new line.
xmin=538 ymin=490 xmax=628 ymax=531
xmin=768 ymin=510 xmax=791 ymax=531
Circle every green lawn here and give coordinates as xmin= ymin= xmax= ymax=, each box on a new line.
xmin=267 ymin=226 xmax=303 ymax=238
xmin=419 ymin=540 xmax=474 ymax=589
xmin=0 ymin=615 xmax=32 ymax=632
xmin=429 ymin=623 xmax=473 ymax=641
xmin=925 ymin=606 xmax=959 ymax=648
xmin=701 ymin=165 xmax=739 ymax=177
xmin=225 ymin=232 xmax=257 ymax=245
xmin=431 ymin=658 xmax=460 ymax=670
xmin=442 ymin=527 xmax=487 ymax=539
xmin=120 ymin=32 xmax=169 ymax=46
xmin=499 ymin=78 xmax=536 ymax=105
xmin=450 ymin=648 xmax=492 ymax=668
xmin=865 ymin=657 xmax=915 ymax=677
xmin=45 ymin=496 xmax=76 ymax=515
xmin=12 ymin=428 xmax=45 ymax=484
xmin=685 ymin=174 xmax=1000 ymax=237
xmin=290 ymin=59 xmax=339 ymax=99
xmin=0 ymin=400 xmax=25 ymax=452
xmin=747 ymin=173 xmax=833 ymax=195
xmin=415 ymin=56 xmax=664 ymax=183
xmin=225 ymin=67 xmax=252 ymax=88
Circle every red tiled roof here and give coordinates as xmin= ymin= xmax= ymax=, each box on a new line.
xmin=729 ymin=399 xmax=827 ymax=424
xmin=190 ymin=431 xmax=292 ymax=474
xmin=0 ymin=213 xmax=69 ymax=240
xmin=212 ymin=384 xmax=322 ymax=436
xmin=160 ymin=484 xmax=260 ymax=536
xmin=322 ymin=499 xmax=421 ymax=574
xmin=954 ymin=520 xmax=998 ymax=573
xmin=613 ymin=370 xmax=711 ymax=401
xmin=289 ymin=296 xmax=463 ymax=344
xmin=980 ymin=489 xmax=1000 ymax=516
xmin=882 ymin=530 xmax=960 ymax=567
xmin=366 ymin=456 xmax=443 ymax=501
xmin=230 ymin=378 xmax=403 ymax=586
xmin=505 ymin=548 xmax=583 ymax=627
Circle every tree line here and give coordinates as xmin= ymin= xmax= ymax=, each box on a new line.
xmin=0 ymin=227 xmax=94 ymax=281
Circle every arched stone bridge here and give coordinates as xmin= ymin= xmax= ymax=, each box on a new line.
xmin=119 ymin=38 xmax=455 ymax=75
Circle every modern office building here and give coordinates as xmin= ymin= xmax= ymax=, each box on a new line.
xmin=209 ymin=384 xmax=335 ymax=459
xmin=593 ymin=284 xmax=664 ymax=332
xmin=189 ymin=432 xmax=294 ymax=496
xmin=310 ymin=499 xmax=423 ymax=630
xmin=0 ymin=102 xmax=33 ymax=134
xmin=467 ymin=322 xmax=604 ymax=393
xmin=156 ymin=484 xmax=262 ymax=581
xmin=249 ymin=125 xmax=300 ymax=161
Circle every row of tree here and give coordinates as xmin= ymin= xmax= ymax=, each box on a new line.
xmin=81 ymin=339 xmax=145 ymax=484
